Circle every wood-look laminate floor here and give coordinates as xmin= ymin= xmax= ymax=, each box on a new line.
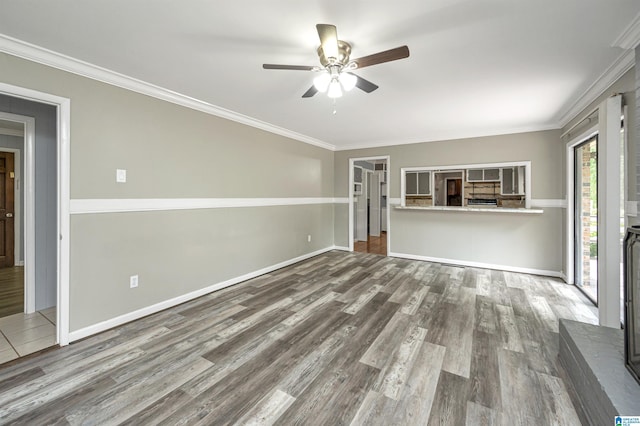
xmin=354 ymin=232 xmax=387 ymax=256
xmin=0 ymin=266 xmax=24 ymax=318
xmin=0 ymin=251 xmax=596 ymax=425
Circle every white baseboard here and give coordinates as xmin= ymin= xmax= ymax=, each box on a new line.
xmin=332 ymin=245 xmax=351 ymax=251
xmin=68 ymin=246 xmax=335 ymax=342
xmin=15 ymin=260 xmax=24 ymax=266
xmin=388 ymin=251 xmax=564 ymax=279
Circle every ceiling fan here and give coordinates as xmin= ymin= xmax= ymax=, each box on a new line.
xmin=263 ymin=24 xmax=410 ymax=99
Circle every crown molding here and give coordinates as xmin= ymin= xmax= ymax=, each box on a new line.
xmin=334 ymin=123 xmax=561 ymax=151
xmin=557 ymin=49 xmax=634 ymax=128
xmin=0 ymin=34 xmax=336 ymax=152
xmin=612 ymin=11 xmax=640 ymax=49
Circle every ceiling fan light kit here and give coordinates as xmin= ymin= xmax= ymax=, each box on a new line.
xmin=327 ymin=79 xmax=343 ymax=98
xmin=263 ymin=24 xmax=410 ymax=101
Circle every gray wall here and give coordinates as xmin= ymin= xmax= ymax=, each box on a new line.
xmin=0 ymin=134 xmax=24 ymax=262
xmin=334 ymin=130 xmax=564 ymax=273
xmin=0 ymin=95 xmax=57 ymax=310
xmin=0 ymin=52 xmax=335 ymax=331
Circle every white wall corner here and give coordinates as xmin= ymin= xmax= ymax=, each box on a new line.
xmin=612 ymin=11 xmax=640 ymax=49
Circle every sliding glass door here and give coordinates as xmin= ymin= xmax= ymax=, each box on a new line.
xmin=574 ymin=136 xmax=598 ymax=303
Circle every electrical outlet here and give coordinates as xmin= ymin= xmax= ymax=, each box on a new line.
xmin=307 ymin=234 xmax=311 ymax=242
xmin=130 ymin=275 xmax=139 ymax=288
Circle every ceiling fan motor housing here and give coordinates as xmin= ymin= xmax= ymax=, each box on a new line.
xmin=317 ymin=40 xmax=352 ymax=67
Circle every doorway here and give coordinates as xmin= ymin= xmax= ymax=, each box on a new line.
xmin=0 ymin=84 xmax=70 ymax=364
xmin=350 ymin=157 xmax=389 ymax=256
xmin=446 ymin=178 xmax=462 ymax=206
xmin=0 ymin=151 xmax=16 ymax=269
xmin=574 ymin=135 xmax=598 ymax=303
xmin=0 ymin=115 xmax=56 ymax=365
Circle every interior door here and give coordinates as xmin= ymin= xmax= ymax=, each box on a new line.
xmin=356 ymin=170 xmax=368 ymax=241
xmin=0 ymin=152 xmax=15 ymax=268
xmin=369 ymin=172 xmax=381 ymax=237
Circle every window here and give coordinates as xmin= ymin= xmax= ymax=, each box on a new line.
xmin=401 ymin=161 xmax=531 ymax=209
xmin=501 ymin=166 xmax=525 ymax=195
xmin=467 ymin=168 xmax=500 ymax=182
xmin=405 ymin=171 xmax=431 ymax=195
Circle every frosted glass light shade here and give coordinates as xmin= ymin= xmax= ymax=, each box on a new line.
xmin=327 ymin=79 xmax=342 ymax=98
xmin=313 ymin=73 xmax=331 ymax=92
xmin=340 ymin=72 xmax=357 ymax=91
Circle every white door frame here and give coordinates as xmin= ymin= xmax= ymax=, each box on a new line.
xmin=0 ymin=112 xmax=35 ymax=313
xmin=349 ymin=156 xmax=390 ymax=254
xmin=564 ymin=95 xmax=622 ymax=328
xmin=565 ymin=124 xmax=598 ymax=286
xmin=0 ymin=82 xmax=71 ymax=346
xmin=369 ymin=171 xmax=381 ymax=237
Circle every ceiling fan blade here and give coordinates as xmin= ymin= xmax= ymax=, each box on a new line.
xmin=349 ymin=73 xmax=379 ymax=93
xmin=352 ymin=45 xmax=410 ymax=69
xmin=302 ymin=86 xmax=318 ymax=98
xmin=263 ymin=64 xmax=316 ymax=71
xmin=316 ymin=24 xmax=339 ymax=60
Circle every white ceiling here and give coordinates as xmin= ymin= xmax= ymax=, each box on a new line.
xmin=0 ymin=1 xmax=639 ymax=150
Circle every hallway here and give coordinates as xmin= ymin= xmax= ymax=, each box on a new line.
xmin=0 ymin=266 xmax=57 ymax=364
xmin=0 ymin=266 xmax=23 ymax=318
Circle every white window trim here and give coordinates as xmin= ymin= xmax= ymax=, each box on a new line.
xmin=564 ymin=95 xmax=623 ymax=328
xmin=401 ymin=161 xmax=531 ymax=208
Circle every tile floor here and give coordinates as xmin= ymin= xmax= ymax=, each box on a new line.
xmin=0 ymin=307 xmax=56 ymax=365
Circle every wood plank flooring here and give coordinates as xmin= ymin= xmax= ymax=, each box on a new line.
xmin=0 ymin=251 xmax=596 ymax=425
xmin=354 ymin=232 xmax=387 ymax=256
xmin=0 ymin=266 xmax=23 ymax=318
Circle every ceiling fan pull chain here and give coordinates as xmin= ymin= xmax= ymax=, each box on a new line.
xmin=332 ymin=99 xmax=337 ymax=115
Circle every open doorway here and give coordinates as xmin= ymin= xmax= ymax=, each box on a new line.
xmin=350 ymin=157 xmax=389 ymax=256
xmin=0 ymin=105 xmax=57 ymax=364
xmin=445 ymin=178 xmax=463 ymax=206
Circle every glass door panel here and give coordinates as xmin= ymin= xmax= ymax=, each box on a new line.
xmin=575 ymin=137 xmax=598 ymax=303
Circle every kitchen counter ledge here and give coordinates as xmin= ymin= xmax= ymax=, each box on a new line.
xmin=393 ymin=205 xmax=544 ymax=214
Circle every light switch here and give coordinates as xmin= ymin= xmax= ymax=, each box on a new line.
xmin=116 ymin=169 xmax=127 ymax=183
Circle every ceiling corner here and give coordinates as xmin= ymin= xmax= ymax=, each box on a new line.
xmin=557 ymin=49 xmax=634 ymax=128
xmin=613 ymin=11 xmax=640 ymax=49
